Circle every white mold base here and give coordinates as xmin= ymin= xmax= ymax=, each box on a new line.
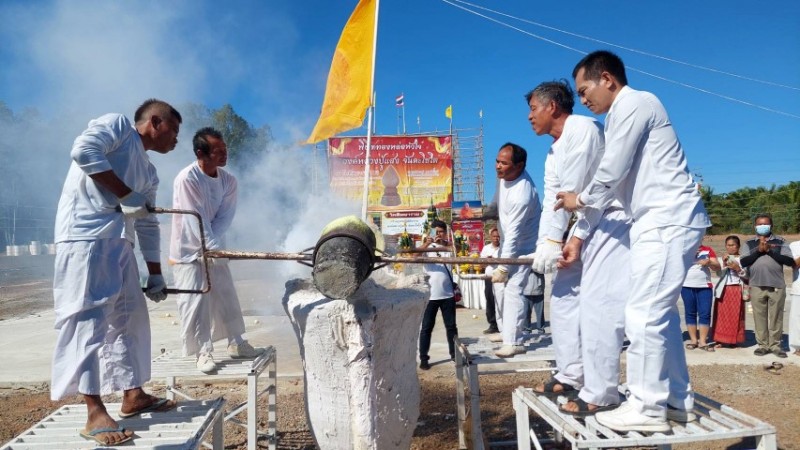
xmin=283 ymin=271 xmax=428 ymax=450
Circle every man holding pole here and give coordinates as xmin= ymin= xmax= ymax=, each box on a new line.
xmin=486 ymin=143 xmax=541 ymax=358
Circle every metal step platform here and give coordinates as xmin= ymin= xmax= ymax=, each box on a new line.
xmin=151 ymin=346 xmax=277 ymax=450
xmin=455 ymin=333 xmax=557 ymax=450
xmin=1 ymin=398 xmax=225 ymax=450
xmin=512 ymin=385 xmax=777 ymax=450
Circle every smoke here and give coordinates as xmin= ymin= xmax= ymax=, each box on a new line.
xmin=0 ymin=1 xmax=360 ymax=315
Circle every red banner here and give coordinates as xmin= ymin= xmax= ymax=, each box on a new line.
xmin=451 ymin=220 xmax=485 ymax=254
xmin=328 ymin=135 xmax=453 ymax=211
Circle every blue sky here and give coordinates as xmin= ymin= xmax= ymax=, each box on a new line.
xmin=1 ymin=0 xmax=798 ymax=203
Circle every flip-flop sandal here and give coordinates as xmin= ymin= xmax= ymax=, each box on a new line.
xmin=698 ymin=344 xmax=715 ymax=352
xmin=79 ymin=426 xmax=133 ymax=446
xmin=558 ymin=398 xmax=618 ymax=417
xmin=532 ymin=377 xmax=576 ymax=399
xmin=765 ymin=362 xmax=783 ymax=375
xmin=118 ymin=397 xmax=177 ymax=419
xmin=685 ymin=343 xmax=698 ymax=350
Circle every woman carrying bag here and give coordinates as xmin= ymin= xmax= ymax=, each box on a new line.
xmin=712 ymin=236 xmax=749 ymax=348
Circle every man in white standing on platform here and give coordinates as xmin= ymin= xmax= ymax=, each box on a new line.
xmin=170 ymin=127 xmax=264 ymax=374
xmin=557 ymin=50 xmax=710 ymax=432
xmin=487 ymin=143 xmax=541 ymax=358
xmin=52 ymin=99 xmax=180 ymax=446
xmin=525 ymin=80 xmax=631 ymax=417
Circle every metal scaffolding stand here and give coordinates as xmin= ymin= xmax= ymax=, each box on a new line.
xmin=452 ymin=125 xmax=485 ymax=203
xmin=512 ymin=385 xmax=777 ymax=450
xmin=454 ymin=333 xmax=556 ymax=450
xmin=151 ymin=347 xmax=277 ymax=450
xmin=1 ymin=398 xmax=226 ymax=450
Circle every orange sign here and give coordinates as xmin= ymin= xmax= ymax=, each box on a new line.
xmin=328 ymin=136 xmax=453 ymax=211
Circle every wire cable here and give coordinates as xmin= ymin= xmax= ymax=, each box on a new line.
xmin=439 ymin=0 xmax=800 ymax=120
xmin=450 ymin=0 xmax=800 ymax=91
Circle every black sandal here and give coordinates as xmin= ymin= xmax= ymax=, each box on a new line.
xmin=559 ymin=398 xmax=618 ymax=417
xmin=532 ymin=378 xmax=576 ymax=399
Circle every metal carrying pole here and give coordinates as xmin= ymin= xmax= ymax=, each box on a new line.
xmin=205 ymin=249 xmax=532 ymax=266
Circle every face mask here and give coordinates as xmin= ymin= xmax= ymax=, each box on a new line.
xmin=755 ymin=224 xmax=771 ymax=236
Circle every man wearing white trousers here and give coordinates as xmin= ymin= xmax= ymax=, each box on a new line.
xmin=524 ymin=80 xmax=631 ymax=417
xmin=170 ymin=127 xmax=264 ymax=374
xmin=558 ymin=51 xmax=710 ymax=432
xmin=487 ymin=143 xmax=541 ymax=358
xmin=52 ymin=99 xmax=181 ymax=446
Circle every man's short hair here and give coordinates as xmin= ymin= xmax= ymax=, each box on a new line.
xmin=134 ymin=99 xmax=182 ymax=125
xmin=572 ymin=50 xmax=628 ymax=86
xmin=754 ymin=213 xmax=773 ymax=225
xmin=500 ymin=142 xmax=527 ymax=167
xmin=524 ymin=80 xmax=575 ymax=114
xmin=431 ymin=219 xmax=447 ymax=231
xmin=193 ymin=127 xmax=224 ymax=157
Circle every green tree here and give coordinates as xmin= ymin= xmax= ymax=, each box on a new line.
xmin=180 ymin=102 xmax=272 ymax=169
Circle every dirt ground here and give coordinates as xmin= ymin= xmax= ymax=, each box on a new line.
xmin=2 ymin=237 xmax=800 ymax=449
xmin=2 ymin=364 xmax=799 ymax=449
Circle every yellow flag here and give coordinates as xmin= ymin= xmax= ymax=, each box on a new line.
xmin=445 ymin=105 xmax=452 ymax=120
xmin=306 ymin=0 xmax=376 ymax=144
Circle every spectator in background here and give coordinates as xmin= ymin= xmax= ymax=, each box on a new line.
xmin=788 ymin=240 xmax=800 ymax=357
xmin=740 ymin=214 xmax=795 ymax=358
xmin=681 ymin=244 xmax=721 ymax=351
xmin=480 ymin=228 xmax=501 ymax=335
xmin=523 ymin=271 xmax=546 ymax=333
xmin=417 ymin=220 xmax=459 ymax=370
xmin=712 ymin=236 xmax=748 ymax=348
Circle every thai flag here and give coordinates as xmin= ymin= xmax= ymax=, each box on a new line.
xmin=395 ymin=94 xmax=404 ymax=107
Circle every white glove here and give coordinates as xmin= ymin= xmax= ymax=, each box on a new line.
xmin=145 ymin=274 xmax=167 ymax=302
xmin=532 ymin=240 xmax=562 ymax=274
xmin=119 ymin=191 xmax=150 ymax=219
xmin=491 ymin=265 xmax=508 ymax=283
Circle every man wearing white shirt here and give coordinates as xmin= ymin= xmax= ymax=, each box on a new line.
xmin=52 ymin=99 xmax=180 ymax=446
xmin=557 ymin=51 xmax=710 ymax=432
xmin=170 ymin=127 xmax=264 ymax=374
xmin=525 ymin=80 xmax=631 ymax=417
xmin=417 ymin=220 xmax=459 ymax=370
xmin=487 ymin=143 xmax=541 ymax=357
xmin=479 ymin=228 xmax=501 ymax=334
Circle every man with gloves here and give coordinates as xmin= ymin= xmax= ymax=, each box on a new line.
xmin=51 ymin=99 xmax=180 ymax=446
xmin=487 ymin=143 xmax=541 ymax=358
xmin=525 ymin=80 xmax=631 ymax=417
xmin=170 ymin=127 xmax=264 ymax=374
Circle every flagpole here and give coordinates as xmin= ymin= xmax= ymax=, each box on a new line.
xmin=361 ymin=0 xmax=380 ymax=221
xmin=372 ymin=91 xmax=377 ymax=134
xmin=402 ymin=103 xmax=406 ymax=135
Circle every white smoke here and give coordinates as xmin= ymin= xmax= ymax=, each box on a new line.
xmin=0 ymin=1 xmax=356 ymax=315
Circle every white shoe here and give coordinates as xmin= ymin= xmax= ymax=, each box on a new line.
xmin=228 ymin=341 xmax=266 ymax=359
xmin=666 ymin=406 xmax=697 ymax=423
xmin=487 ymin=333 xmax=503 ymax=343
xmin=196 ymin=353 xmax=217 ymax=374
xmin=595 ymin=401 xmax=670 ymax=433
xmin=494 ymin=345 xmax=526 ymax=358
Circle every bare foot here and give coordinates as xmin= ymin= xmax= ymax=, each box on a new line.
xmin=120 ymin=388 xmax=177 ymax=416
xmin=84 ymin=395 xmax=134 ymax=445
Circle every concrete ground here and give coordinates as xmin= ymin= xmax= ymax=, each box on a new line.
xmin=0 ymin=264 xmax=796 ymax=388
